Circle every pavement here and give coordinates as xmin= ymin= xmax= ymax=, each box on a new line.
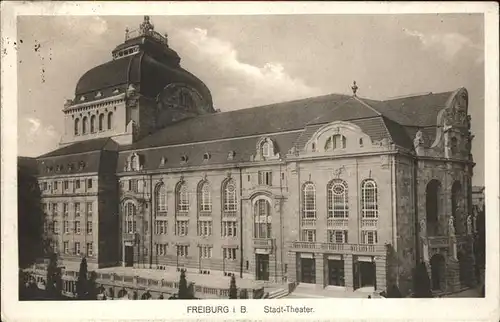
xmin=285 ymin=284 xmax=379 ymax=298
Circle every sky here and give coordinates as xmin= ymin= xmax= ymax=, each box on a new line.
xmin=17 ymin=14 xmax=484 ymax=185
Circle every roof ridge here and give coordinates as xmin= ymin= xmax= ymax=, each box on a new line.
xmin=353 ymin=96 xmax=382 ymax=116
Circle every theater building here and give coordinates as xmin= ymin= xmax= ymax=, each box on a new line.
xmin=33 ymin=17 xmax=477 ymax=295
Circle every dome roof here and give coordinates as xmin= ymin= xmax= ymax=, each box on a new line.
xmin=73 ymin=17 xmax=213 ymax=108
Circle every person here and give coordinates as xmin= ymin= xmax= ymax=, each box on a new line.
xmin=368 ymin=295 xmax=371 ymax=299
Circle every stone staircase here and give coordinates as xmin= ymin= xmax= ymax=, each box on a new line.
xmin=267 ymin=288 xmax=289 ymax=299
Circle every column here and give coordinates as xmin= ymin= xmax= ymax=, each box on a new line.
xmin=315 ymin=254 xmax=324 ymax=288
xmin=122 ymin=242 xmax=125 ymax=267
xmin=344 ymin=254 xmax=353 ymax=290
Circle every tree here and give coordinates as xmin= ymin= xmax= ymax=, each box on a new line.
xmin=229 ymin=274 xmax=238 ymax=299
xmin=17 ymin=157 xmax=48 ymax=268
xmin=45 ymin=252 xmax=62 ymax=299
xmin=412 ymin=262 xmax=433 ymax=298
xmin=386 ymin=284 xmax=403 ymax=298
xmin=76 ymin=257 xmax=89 ymax=299
xmin=178 ymin=269 xmax=190 ymax=299
xmin=87 ymin=271 xmax=98 ymax=300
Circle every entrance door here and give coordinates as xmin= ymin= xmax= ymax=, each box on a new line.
xmin=359 ymin=261 xmax=376 ymax=288
xmin=124 ymin=245 xmax=134 ymax=267
xmin=328 ymin=260 xmax=345 ymax=286
xmin=256 ymin=254 xmax=269 ymax=281
xmin=300 ymin=258 xmax=316 ymax=283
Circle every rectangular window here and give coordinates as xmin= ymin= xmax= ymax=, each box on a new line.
xmin=258 ymin=171 xmax=272 ymax=186
xmin=223 ymin=247 xmax=237 ymax=260
xmin=75 ymin=221 xmax=81 ymax=234
xmin=75 ymin=203 xmax=81 ymax=217
xmin=86 ymin=202 xmax=93 ymax=217
xmin=63 ymin=203 xmax=69 ymax=217
xmin=63 ymin=241 xmax=69 ymax=254
xmin=64 ymin=180 xmax=69 ymax=190
xmin=155 ymin=220 xmax=168 ymax=235
xmin=86 ymin=221 xmax=92 ymax=234
xmin=301 ymin=229 xmax=316 ymax=242
xmin=328 ymin=230 xmax=348 ymax=244
xmin=87 ymin=179 xmax=93 ymax=189
xmin=76 ymin=180 xmax=81 ymax=189
xmin=86 ymin=243 xmax=93 ymax=256
xmin=43 ymin=182 xmax=48 ymax=191
xmin=200 ymin=246 xmax=212 ymax=259
xmin=54 ymin=181 xmax=58 ymax=190
xmin=74 ymin=242 xmax=80 ymax=255
xmin=362 ymin=230 xmax=378 ymax=244
xmin=177 ymin=245 xmax=189 ymax=257
xmin=63 ymin=221 xmax=69 ymax=234
xmin=53 ymin=220 xmax=59 ymax=234
xmin=176 ymin=220 xmax=189 ymax=236
xmin=129 ymin=179 xmax=138 ymax=192
xmin=222 ymin=221 xmax=238 ymax=237
xmin=156 ymin=244 xmax=168 ymax=256
xmin=198 ymin=221 xmax=212 ymax=236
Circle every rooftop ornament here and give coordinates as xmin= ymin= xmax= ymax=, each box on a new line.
xmin=125 ymin=16 xmax=168 ymax=46
xmin=351 ymin=81 xmax=358 ymax=96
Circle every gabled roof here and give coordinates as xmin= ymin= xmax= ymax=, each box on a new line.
xmin=39 ymin=137 xmax=116 ymax=158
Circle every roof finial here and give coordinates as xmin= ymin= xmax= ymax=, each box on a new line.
xmin=125 ymin=27 xmax=129 ymax=40
xmin=351 ymin=81 xmax=358 ymax=96
xmin=140 ymin=15 xmax=154 ymax=35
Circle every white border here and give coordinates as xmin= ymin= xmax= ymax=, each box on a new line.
xmin=1 ymin=2 xmax=499 ymax=321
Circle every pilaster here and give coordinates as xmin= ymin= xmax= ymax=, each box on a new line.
xmin=344 ymin=254 xmax=353 ymax=290
xmin=315 ymin=254 xmax=324 ymax=288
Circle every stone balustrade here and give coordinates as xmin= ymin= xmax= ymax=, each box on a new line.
xmin=290 ymin=241 xmax=386 ymax=255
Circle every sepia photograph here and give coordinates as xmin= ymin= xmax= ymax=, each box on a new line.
xmin=2 ymin=2 xmax=499 ymax=321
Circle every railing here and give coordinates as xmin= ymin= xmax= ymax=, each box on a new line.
xmin=253 ymin=238 xmax=274 ymax=249
xmin=300 ymin=218 xmax=316 ymax=227
xmin=290 ymin=241 xmax=386 ymax=254
xmin=199 ymin=211 xmax=212 ymax=217
xmin=361 ymin=218 xmax=378 ymax=228
xmin=222 ymin=211 xmax=237 ymax=218
xmin=327 ymin=218 xmax=348 ymax=227
xmin=427 ymin=236 xmax=449 ymax=248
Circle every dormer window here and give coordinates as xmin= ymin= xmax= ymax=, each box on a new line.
xmin=359 ymin=138 xmax=364 ymax=147
xmin=262 ymin=141 xmax=272 ymax=158
xmin=80 ymin=96 xmax=85 ymax=102
xmin=95 ymin=92 xmax=102 ymax=98
xmin=203 ymin=153 xmax=211 ymax=161
xmin=113 ymin=88 xmax=120 ymax=95
xmin=180 ymin=155 xmax=188 ymax=164
xmin=78 ymin=161 xmax=86 ymax=170
xmin=160 ymin=157 xmax=167 ymax=166
xmin=68 ymin=163 xmax=74 ymax=171
xmin=130 ymin=155 xmax=138 ymax=170
xmin=227 ymin=151 xmax=236 ymax=161
xmin=325 ymin=134 xmax=346 ymax=151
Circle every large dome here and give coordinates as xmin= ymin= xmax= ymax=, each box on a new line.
xmin=72 ymin=17 xmax=213 ymax=109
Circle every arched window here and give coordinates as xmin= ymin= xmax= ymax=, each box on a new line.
xmin=99 ymin=114 xmax=104 ymax=131
xmin=261 ymin=141 xmax=272 ymax=158
xmin=325 ymin=134 xmax=347 ymax=151
xmin=328 ymin=180 xmax=349 ymax=218
xmin=156 ymin=183 xmax=167 ymax=213
xmin=361 ymin=179 xmax=378 ymax=218
xmin=90 ymin=115 xmax=96 ymax=133
xmin=107 ymin=112 xmax=113 ymax=130
xmin=223 ymin=179 xmax=237 ymax=214
xmin=302 ymin=183 xmax=316 ymax=219
xmin=125 ymin=202 xmax=137 ymax=233
xmin=254 ymin=199 xmax=272 ymax=238
xmin=177 ymin=182 xmax=189 ymax=213
xmin=426 ymin=179 xmax=441 ymax=236
xmin=74 ymin=118 xmax=80 ymax=135
xmin=198 ymin=181 xmax=212 ymax=212
xmin=82 ymin=116 xmax=88 ymax=134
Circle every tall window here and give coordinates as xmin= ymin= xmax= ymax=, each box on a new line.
xmin=155 ymin=184 xmax=167 ymax=213
xmin=301 ymin=229 xmax=316 ymax=242
xmin=258 ymin=171 xmax=272 ymax=186
xmin=129 ymin=179 xmax=139 ymax=192
xmin=86 ymin=202 xmax=93 ymax=217
xmin=155 ymin=220 xmax=168 ymax=235
xmin=199 ymin=181 xmax=212 ymax=212
xmin=198 ymin=221 xmax=212 ymax=236
xmin=361 ymin=179 xmax=378 ymax=218
xmin=328 ymin=230 xmax=348 ymax=243
xmin=223 ymin=179 xmax=237 ymax=214
xmin=328 ymin=180 xmax=349 ymax=218
xmin=74 ymin=118 xmax=80 ymax=135
xmin=325 ymin=134 xmax=347 ymax=151
xmin=107 ymin=112 xmax=113 ymax=130
xmin=130 ymin=155 xmax=138 ymax=171
xmin=98 ymin=113 xmax=104 ymax=131
xmin=82 ymin=116 xmax=88 ymax=134
xmin=74 ymin=203 xmax=81 ymax=217
xmin=222 ymin=221 xmax=237 ymax=237
xmin=177 ymin=182 xmax=189 ymax=213
xmin=176 ymin=220 xmax=189 ymax=236
xmin=90 ymin=115 xmax=96 ymax=133
xmin=125 ymin=202 xmax=137 ymax=233
xmin=302 ymin=183 xmax=316 ymax=219
xmin=361 ymin=230 xmax=378 ymax=244
xmin=254 ymin=199 xmax=272 ymax=238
